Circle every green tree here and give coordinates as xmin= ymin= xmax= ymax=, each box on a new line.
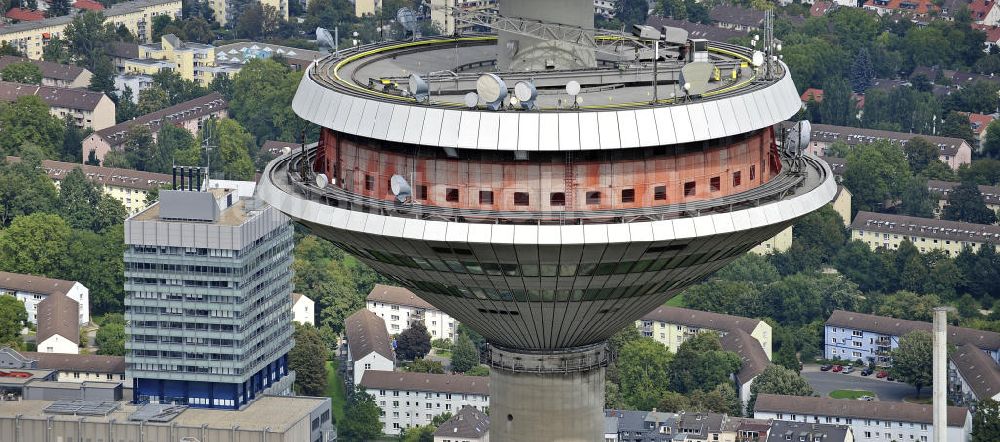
xmin=400 ymin=425 xmax=436 ymax=442
xmin=899 ymin=177 xmax=936 ymax=218
xmin=450 ymin=332 xmax=479 ymax=373
xmin=689 ymin=383 xmax=742 ymax=416
xmin=0 ymin=213 xmax=71 ymax=276
xmin=747 ymin=364 xmax=813 ymax=415
xmin=405 ymin=358 xmax=445 ymax=374
xmin=850 ymin=48 xmax=874 ymax=92
xmin=292 ymin=235 xmax=384 ymax=335
xmin=984 ymin=120 xmax=1000 ymax=159
xmin=340 ymin=385 xmax=383 ymax=441
xmin=396 ymin=322 xmax=432 ymax=361
xmin=230 ymin=59 xmax=314 ymax=144
xmin=818 ymin=77 xmax=854 ymax=125
xmin=137 ymin=86 xmax=170 ymax=115
xmin=63 ymin=12 xmax=116 ymax=72
xmin=872 ymin=291 xmax=941 ymax=322
xmin=904 ymin=137 xmax=940 ymax=175
xmin=843 ymin=140 xmax=912 ymax=213
xmin=0 ymin=96 xmax=65 ymax=158
xmin=151 ymin=70 xmax=207 ymax=105
xmin=95 ymin=322 xmax=125 ymax=356
xmin=431 ymin=412 xmax=453 ymax=426
xmin=61 ymin=117 xmax=87 ymax=163
xmin=761 ymin=273 xmax=862 ymax=326
xmin=669 ymin=332 xmax=741 ymax=394
xmin=288 ymin=323 xmax=329 ymax=396
xmin=213 ymin=119 xmax=256 ymax=180
xmin=972 ymin=399 xmax=1000 ymax=442
xmin=0 ymin=61 xmax=42 ymax=84
xmin=890 ymin=330 xmax=933 ymax=397
xmin=940 ymin=111 xmax=977 ymax=145
xmin=0 ymin=295 xmax=28 ymax=347
xmin=617 ymin=338 xmax=673 ymax=410
xmin=942 ymin=181 xmax=997 ymax=225
xmin=959 ymin=159 xmax=1000 ymax=186
xmin=614 ymin=0 xmax=648 ymax=27
xmin=0 ymin=151 xmax=58 ymax=226
xmin=714 ymin=252 xmax=781 ymax=286
xmin=465 ymin=365 xmax=489 ymax=376
xmin=46 ymin=0 xmax=71 ymax=17
xmin=57 ymin=168 xmax=126 ymax=233
xmin=63 ymin=226 xmax=126 ymax=315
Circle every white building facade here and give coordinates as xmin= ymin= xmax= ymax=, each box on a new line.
xmin=344 ymin=309 xmax=395 ymax=386
xmin=367 ymin=284 xmax=458 ymax=341
xmin=290 ymin=293 xmax=315 ymax=326
xmin=361 ymin=370 xmax=490 ymax=436
xmin=0 ymin=272 xmax=90 ymax=325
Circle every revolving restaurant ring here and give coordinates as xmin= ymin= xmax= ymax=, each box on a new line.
xmin=257 ymin=35 xmax=837 ymax=351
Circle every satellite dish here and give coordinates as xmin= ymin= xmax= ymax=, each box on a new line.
xmin=679 ymin=62 xmax=715 ymax=96
xmin=315 ymin=173 xmax=328 ymax=189
xmin=566 ymin=80 xmax=581 ymax=96
xmin=316 ymin=28 xmax=335 ymax=49
xmin=464 ymin=92 xmax=479 ymax=109
xmin=476 ymin=74 xmax=507 ymax=111
xmin=661 ymin=26 xmax=689 ymax=45
xmin=280 ymin=146 xmax=292 ymax=156
xmin=785 ymin=120 xmax=812 ymax=158
xmin=390 ymin=175 xmax=412 ymax=202
xmin=408 ymin=74 xmax=429 ymax=102
xmin=752 ymin=51 xmax=764 ymax=68
xmin=513 ymin=81 xmax=537 ymax=110
xmin=397 ymin=7 xmax=419 ymax=35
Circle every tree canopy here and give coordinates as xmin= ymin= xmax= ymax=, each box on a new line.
xmin=0 ymin=62 xmax=42 ymax=84
xmin=396 ymin=322 xmax=432 ymax=361
xmin=890 ymin=330 xmax=934 ymax=397
xmin=746 ymin=365 xmax=814 ymax=415
xmin=289 ymin=323 xmax=329 ymax=396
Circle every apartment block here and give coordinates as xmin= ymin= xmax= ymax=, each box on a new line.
xmin=209 ymin=0 xmax=288 ymax=26
xmin=949 ymin=342 xmax=1000 ymax=405
xmin=824 ymin=310 xmax=1000 ymax=367
xmin=0 ymin=271 xmax=89 ymax=325
xmin=638 ymin=306 xmax=772 ymax=359
xmin=0 ymin=55 xmax=92 ymax=88
xmin=433 ymin=405 xmax=489 ymax=442
xmin=849 ymin=211 xmax=1000 ymax=256
xmin=124 ymin=179 xmax=295 ymax=409
xmin=136 ymin=34 xmax=215 ymax=86
xmin=927 ymin=179 xmax=1000 ymax=220
xmin=0 ymin=80 xmax=115 ymax=130
xmin=802 ymin=123 xmax=971 ymax=170
xmin=344 ymin=309 xmax=394 ymax=385
xmin=753 ymin=394 xmax=971 ymax=442
xmin=361 ymin=370 xmax=489 ymax=436
xmin=0 ymin=0 xmax=182 ymax=59
xmin=367 ymin=284 xmax=458 ymax=341
xmin=36 ymin=294 xmax=80 ymax=354
xmin=82 ymin=91 xmax=227 ymax=163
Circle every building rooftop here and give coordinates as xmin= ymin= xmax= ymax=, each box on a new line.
xmin=36 ymin=294 xmax=80 ymax=345
xmin=360 ymin=370 xmax=489 ymax=395
xmin=950 ymin=343 xmax=1000 ymax=401
xmin=92 ymin=91 xmax=227 ymax=147
xmin=6 ymin=155 xmax=172 ymax=191
xmin=0 ymin=80 xmax=107 ymax=111
xmin=807 ymin=123 xmax=968 ymax=157
xmin=0 ymin=369 xmax=56 ymax=386
xmin=926 ymin=180 xmax=1000 ymax=206
xmin=0 ymin=56 xmax=87 ymax=82
xmin=0 ymin=271 xmax=79 ymax=297
xmin=344 ymin=309 xmax=394 ymax=362
xmin=864 ymin=0 xmax=939 ymax=14
xmin=131 ymin=190 xmax=248 ymax=226
xmin=720 ymin=328 xmax=770 ymax=382
xmin=850 ymin=211 xmax=1000 ymax=246
xmin=709 ymin=5 xmax=765 ymax=28
xmin=0 ymin=395 xmax=329 ymax=431
xmin=367 ymin=284 xmax=436 ymax=310
xmin=20 ymin=351 xmax=125 ymax=374
xmin=4 ymin=7 xmax=45 ymax=22
xmin=765 ymin=420 xmax=851 ymax=442
xmin=433 ymin=405 xmax=490 ymax=439
xmin=644 ymin=16 xmax=747 ymax=41
xmin=641 ymin=306 xmax=763 ymax=335
xmin=827 ymin=310 xmax=1000 ymax=352
xmin=755 ymin=393 xmax=968 ymax=427
xmin=0 ymin=0 xmax=181 ymax=35
xmin=213 ymin=41 xmax=322 ymax=66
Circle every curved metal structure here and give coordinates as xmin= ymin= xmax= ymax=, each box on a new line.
xmin=260 ymin=28 xmax=833 ymax=441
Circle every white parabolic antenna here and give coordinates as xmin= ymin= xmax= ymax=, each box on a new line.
xmin=464 ymin=92 xmax=479 ymax=108
xmin=315 ymin=173 xmax=328 ymax=189
xmin=390 ymin=175 xmax=412 ymax=202
xmin=679 ymin=62 xmax=715 ymax=96
xmin=316 ymin=28 xmax=335 ymax=48
xmin=408 ymin=74 xmax=429 ymax=101
xmin=566 ymin=80 xmax=581 ymax=96
xmin=476 ymin=74 xmax=507 ymax=110
xmin=786 ymin=120 xmax=812 ymax=157
xmin=514 ymin=81 xmax=537 ymax=109
xmin=752 ymin=51 xmax=765 ymax=67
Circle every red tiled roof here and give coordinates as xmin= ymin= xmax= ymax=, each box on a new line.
xmin=801 ymin=88 xmax=824 ymax=103
xmin=72 ymin=0 xmax=105 ymax=10
xmin=4 ymin=8 xmax=45 ymax=21
xmin=810 ymin=1 xmax=833 ymax=16
xmin=970 ymin=0 xmax=997 ymax=20
xmin=973 ymin=24 xmax=1000 ymax=43
xmin=969 ymin=112 xmax=995 ymax=135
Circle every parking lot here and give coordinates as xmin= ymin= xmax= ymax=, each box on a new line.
xmin=801 ymin=365 xmax=918 ymax=402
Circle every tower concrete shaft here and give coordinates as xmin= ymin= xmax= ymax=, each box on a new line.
xmin=487 ymin=344 xmax=607 ymax=442
xmin=933 ymin=307 xmax=948 ymax=442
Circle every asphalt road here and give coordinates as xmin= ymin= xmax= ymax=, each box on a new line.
xmin=802 ymin=367 xmax=919 ymax=402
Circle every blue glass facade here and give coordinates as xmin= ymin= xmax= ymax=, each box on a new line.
xmin=132 ymin=354 xmax=289 ymax=409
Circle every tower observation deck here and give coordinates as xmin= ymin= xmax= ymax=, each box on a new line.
xmin=258 ymin=6 xmax=835 ymax=440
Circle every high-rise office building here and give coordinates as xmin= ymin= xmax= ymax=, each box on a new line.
xmin=124 ymin=168 xmax=295 ymax=409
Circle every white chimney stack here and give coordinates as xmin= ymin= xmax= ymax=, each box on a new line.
xmin=933 ymin=307 xmax=948 ymax=442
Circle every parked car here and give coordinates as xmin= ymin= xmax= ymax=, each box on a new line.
xmin=832 ymin=365 xmax=843 ymax=372
xmin=887 ymin=375 xmax=896 ymax=381
xmin=861 ymin=368 xmax=874 ymax=376
xmin=858 ymin=395 xmax=874 ymax=401
xmin=820 ymin=364 xmax=833 ymax=371
xmin=842 ymin=366 xmax=854 ymax=374
xmin=877 ymin=371 xmax=889 ymax=379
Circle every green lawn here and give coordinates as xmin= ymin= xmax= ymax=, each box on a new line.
xmin=325 ymin=360 xmax=347 ymax=422
xmin=665 ymin=294 xmax=686 ymax=307
xmin=829 ymin=389 xmax=875 ymax=400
